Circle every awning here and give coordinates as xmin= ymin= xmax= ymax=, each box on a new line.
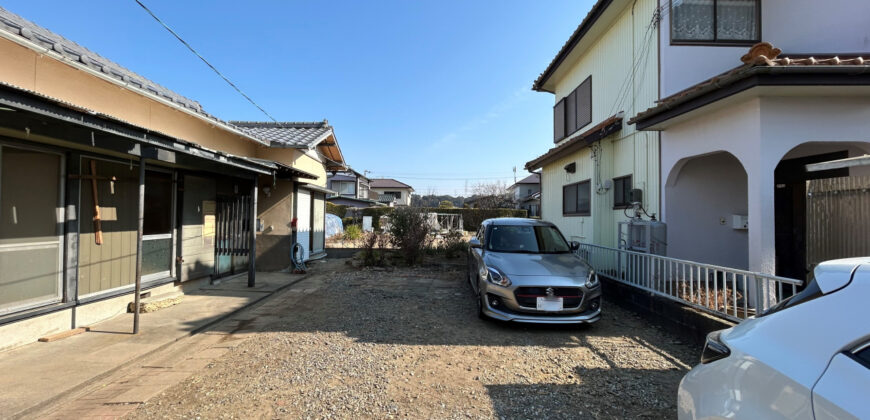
xmin=299 ymin=183 xmax=338 ymax=195
xmin=525 ymin=115 xmax=623 ymax=171
xmin=0 ymin=81 xmax=274 ymax=176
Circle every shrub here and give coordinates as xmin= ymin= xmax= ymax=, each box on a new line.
xmin=388 ymin=207 xmax=431 ymax=265
xmin=360 ymin=231 xmax=389 ymax=267
xmin=326 ymin=202 xmax=348 ymax=218
xmin=343 ymin=224 xmax=362 ymax=241
xmin=438 ymin=230 xmax=467 ymax=259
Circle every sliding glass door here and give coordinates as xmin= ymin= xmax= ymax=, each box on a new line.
xmin=0 ymin=144 xmax=64 ymax=314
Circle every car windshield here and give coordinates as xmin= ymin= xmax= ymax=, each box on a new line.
xmin=487 ymin=225 xmax=571 ymax=254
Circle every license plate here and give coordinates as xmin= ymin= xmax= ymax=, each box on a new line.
xmin=536 ymin=297 xmax=563 ymax=311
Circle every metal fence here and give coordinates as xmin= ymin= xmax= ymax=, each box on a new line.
xmin=575 ymin=243 xmax=803 ymax=323
xmin=807 ymin=175 xmax=870 ymax=270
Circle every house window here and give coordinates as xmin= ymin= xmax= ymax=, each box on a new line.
xmin=563 ymin=180 xmax=591 ymax=216
xmin=143 ymin=170 xmax=173 ymax=279
xmin=333 ymin=181 xmax=355 ymax=196
xmin=613 ymin=175 xmax=633 ymax=209
xmin=554 ymin=76 xmax=592 ymax=142
xmin=671 ymin=0 xmax=760 ymax=44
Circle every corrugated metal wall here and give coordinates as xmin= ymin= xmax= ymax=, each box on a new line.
xmin=806 ymin=175 xmax=870 ymax=269
xmin=541 ymin=0 xmax=659 ymax=248
xmin=78 ymin=158 xmax=138 ymax=296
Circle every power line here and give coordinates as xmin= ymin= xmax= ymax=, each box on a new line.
xmin=133 ymin=0 xmax=280 ymax=123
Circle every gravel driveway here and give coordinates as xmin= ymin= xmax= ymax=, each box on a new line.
xmin=128 ymin=258 xmax=700 ymax=419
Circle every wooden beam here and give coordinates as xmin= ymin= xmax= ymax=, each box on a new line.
xmin=89 ymin=160 xmax=103 ymax=245
xmin=38 ymin=327 xmax=90 ymax=342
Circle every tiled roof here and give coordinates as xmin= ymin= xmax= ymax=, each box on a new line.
xmin=532 ymin=0 xmax=612 ymax=92
xmin=230 ymin=121 xmax=333 ymax=148
xmin=370 ymin=178 xmax=413 ymax=190
xmin=514 ymin=173 xmax=540 ymax=185
xmin=525 ymin=114 xmax=623 ymax=170
xmin=629 ymin=42 xmax=870 ymax=126
xmin=0 ymin=6 xmax=272 ymax=146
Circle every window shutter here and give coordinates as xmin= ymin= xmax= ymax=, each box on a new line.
xmin=566 ymin=90 xmax=577 ymax=135
xmin=553 ymin=99 xmax=565 ymax=142
xmin=576 ymin=76 xmax=592 ymax=130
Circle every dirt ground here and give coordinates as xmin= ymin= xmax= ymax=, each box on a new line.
xmin=127 ymin=257 xmax=700 ymax=419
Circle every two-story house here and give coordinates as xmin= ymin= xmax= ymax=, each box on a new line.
xmin=369 ymin=178 xmax=414 ymax=206
xmin=508 ymin=173 xmax=541 ymax=217
xmin=629 ymin=0 xmax=870 ymax=280
xmin=525 ymin=0 xmax=660 ymax=247
xmin=326 ymin=169 xmax=382 ymax=209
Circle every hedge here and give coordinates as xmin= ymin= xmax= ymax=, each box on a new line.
xmin=359 ymin=207 xmax=527 ymax=232
xmin=361 ymin=207 xmax=394 ymax=230
xmin=326 ymin=202 xmax=348 ymax=218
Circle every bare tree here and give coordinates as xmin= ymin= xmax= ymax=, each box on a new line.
xmin=470 ymin=181 xmax=514 ymax=209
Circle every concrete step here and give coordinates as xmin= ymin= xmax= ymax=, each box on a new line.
xmin=127 ymin=291 xmax=184 ymax=314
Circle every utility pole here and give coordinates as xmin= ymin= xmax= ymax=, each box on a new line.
xmin=513 ymin=166 xmax=517 ymax=184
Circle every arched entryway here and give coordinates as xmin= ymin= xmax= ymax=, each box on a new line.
xmin=775 ymin=141 xmax=870 ymax=279
xmin=665 ymin=151 xmax=749 ymax=270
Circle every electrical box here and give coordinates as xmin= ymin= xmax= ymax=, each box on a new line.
xmin=731 ymin=214 xmax=748 ymax=230
xmin=630 ymin=188 xmax=643 ymax=204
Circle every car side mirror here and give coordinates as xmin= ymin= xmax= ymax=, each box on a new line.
xmin=569 ymin=241 xmax=580 ymax=251
xmin=469 ymin=237 xmax=482 ymax=249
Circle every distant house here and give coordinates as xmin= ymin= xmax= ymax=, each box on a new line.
xmin=508 ymin=173 xmax=541 ymax=216
xmin=369 ymin=178 xmax=414 ymax=206
xmin=326 ymin=169 xmax=382 ymax=208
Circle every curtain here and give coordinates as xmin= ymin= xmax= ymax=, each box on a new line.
xmin=716 ymin=0 xmax=758 ymax=41
xmin=672 ymin=0 xmax=714 ymax=41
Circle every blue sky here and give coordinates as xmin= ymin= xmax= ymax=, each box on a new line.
xmin=2 ymin=0 xmax=594 ymax=195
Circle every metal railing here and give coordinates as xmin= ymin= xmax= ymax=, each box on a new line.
xmin=576 ymin=243 xmax=804 ymax=323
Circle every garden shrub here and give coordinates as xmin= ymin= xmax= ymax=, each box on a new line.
xmin=326 ymin=202 xmax=348 ymax=218
xmin=388 ymin=207 xmax=431 ymax=265
xmin=343 ymin=224 xmax=362 ymax=241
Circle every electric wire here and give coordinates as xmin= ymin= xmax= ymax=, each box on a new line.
xmin=133 ymin=0 xmax=281 ymax=124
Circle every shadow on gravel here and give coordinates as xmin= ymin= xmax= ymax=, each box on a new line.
xmin=193 ymin=263 xmax=701 ymax=362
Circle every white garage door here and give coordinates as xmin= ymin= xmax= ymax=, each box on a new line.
xmin=296 ymin=189 xmax=311 ymax=261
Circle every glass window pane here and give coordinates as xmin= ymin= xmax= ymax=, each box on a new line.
xmin=142 ymin=237 xmax=171 ymax=276
xmin=578 ymin=182 xmax=591 ymax=215
xmin=717 ymin=0 xmax=758 ymax=40
xmin=144 ymin=171 xmax=172 ymax=235
xmin=563 ymin=185 xmax=577 ymax=214
xmin=339 ymin=181 xmax=355 ymax=195
xmin=672 ymin=0 xmax=714 ymax=41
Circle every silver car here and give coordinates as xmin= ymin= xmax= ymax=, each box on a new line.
xmin=467 ymin=218 xmax=601 ymax=324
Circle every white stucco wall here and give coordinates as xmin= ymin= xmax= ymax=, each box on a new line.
xmin=666 ymin=152 xmax=749 ymax=269
xmin=659 ymin=0 xmax=870 ymax=97
xmin=661 ymin=94 xmax=870 ymax=273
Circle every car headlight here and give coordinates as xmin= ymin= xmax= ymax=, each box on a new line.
xmin=700 ymin=331 xmax=731 ymax=364
xmin=484 ymin=266 xmax=511 ymax=287
xmin=585 ymin=270 xmax=599 ymax=288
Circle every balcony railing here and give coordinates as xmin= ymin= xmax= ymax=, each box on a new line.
xmin=575 ymin=243 xmax=803 ymax=322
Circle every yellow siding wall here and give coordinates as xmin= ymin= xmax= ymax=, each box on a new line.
xmin=540 ymin=0 xmax=660 ymax=248
xmin=256 ymin=148 xmax=327 ymax=188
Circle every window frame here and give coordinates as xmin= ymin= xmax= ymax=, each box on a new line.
xmin=613 ymin=175 xmax=633 ymax=209
xmin=553 ymin=76 xmax=593 ymax=143
xmin=669 ymin=0 xmax=762 ymax=46
xmin=562 ymin=180 xmax=592 ymax=217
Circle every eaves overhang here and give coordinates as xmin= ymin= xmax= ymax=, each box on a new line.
xmin=631 ymin=61 xmax=870 ymax=131
xmin=525 ymin=115 xmax=622 ymax=171
xmin=0 ymin=80 xmax=274 ymax=175
xmin=532 ymin=0 xmax=616 ymax=93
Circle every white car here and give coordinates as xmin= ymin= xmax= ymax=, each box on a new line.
xmin=678 ymin=257 xmax=870 ymax=420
